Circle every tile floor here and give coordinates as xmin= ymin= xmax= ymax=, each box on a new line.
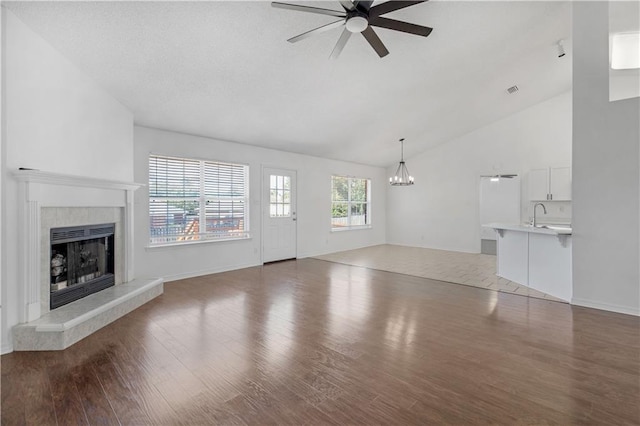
xmin=313 ymin=244 xmax=565 ymax=302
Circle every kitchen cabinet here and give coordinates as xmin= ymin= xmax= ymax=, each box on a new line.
xmin=529 ymin=166 xmax=571 ymax=201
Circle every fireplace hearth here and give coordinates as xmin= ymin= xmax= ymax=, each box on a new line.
xmin=50 ymin=223 xmax=115 ymax=309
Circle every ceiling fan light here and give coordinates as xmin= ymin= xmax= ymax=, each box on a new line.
xmin=346 ymin=16 xmax=368 ymax=33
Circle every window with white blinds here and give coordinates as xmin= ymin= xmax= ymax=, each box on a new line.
xmin=149 ymin=155 xmax=249 ymax=245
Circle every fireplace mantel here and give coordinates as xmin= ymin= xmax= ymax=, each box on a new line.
xmin=13 ymin=169 xmax=144 ymax=323
xmin=13 ymin=169 xmax=142 ymax=191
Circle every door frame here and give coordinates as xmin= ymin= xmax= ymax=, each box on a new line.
xmin=261 ymin=165 xmax=298 ymax=264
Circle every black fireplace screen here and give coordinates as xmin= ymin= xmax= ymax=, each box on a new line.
xmin=50 ymin=223 xmax=115 ymax=309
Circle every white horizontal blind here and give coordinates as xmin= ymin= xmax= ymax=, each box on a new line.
xmin=149 ymin=155 xmax=249 ymax=245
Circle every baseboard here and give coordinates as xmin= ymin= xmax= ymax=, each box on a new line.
xmin=160 ymin=262 xmax=261 ymax=283
xmin=571 ymin=297 xmax=640 ymax=317
xmin=2 ymin=343 xmax=14 ymax=355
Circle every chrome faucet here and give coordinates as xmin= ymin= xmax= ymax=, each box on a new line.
xmin=533 ymin=202 xmax=547 ymax=227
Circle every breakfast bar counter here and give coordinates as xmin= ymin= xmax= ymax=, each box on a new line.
xmin=485 ymin=223 xmax=572 ymax=302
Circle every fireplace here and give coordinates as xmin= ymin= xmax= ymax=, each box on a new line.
xmin=50 ymin=223 xmax=115 ymax=309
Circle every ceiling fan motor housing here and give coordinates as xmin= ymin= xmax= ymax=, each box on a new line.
xmin=346 ymin=11 xmax=368 ymax=33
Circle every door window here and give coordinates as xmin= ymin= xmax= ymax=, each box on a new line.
xmin=269 ymin=175 xmax=291 ymax=217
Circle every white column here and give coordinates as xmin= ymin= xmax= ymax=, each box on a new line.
xmin=20 ymin=182 xmax=42 ymax=322
xmin=124 ymin=189 xmax=135 ymax=283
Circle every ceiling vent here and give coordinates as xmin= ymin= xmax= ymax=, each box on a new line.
xmin=506 ymin=85 xmax=519 ymax=94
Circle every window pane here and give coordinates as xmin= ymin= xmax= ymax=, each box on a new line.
xmin=277 ymin=204 xmax=284 ymax=217
xmin=277 ymin=175 xmax=284 ymax=190
xmin=283 ymin=204 xmax=291 ymax=216
xmin=350 ymin=203 xmax=368 ymax=226
xmin=270 ymin=204 xmax=277 ymax=217
xmin=350 ymin=179 xmax=367 ymax=201
xmin=270 ymin=175 xmax=277 ymax=189
xmin=332 ymin=176 xmax=349 ymax=201
xmin=284 ymin=176 xmax=291 ymax=190
xmin=331 ymin=200 xmax=348 ymax=228
xmin=205 ymin=200 xmax=245 ymax=233
xmin=270 ymin=189 xmax=277 ymax=203
xmin=332 ymin=202 xmax=348 ymax=219
xmin=283 ymin=190 xmax=290 ymax=204
xmin=149 ymin=199 xmax=200 ymax=242
xmin=204 ymin=161 xmax=246 ymax=198
xmin=149 ymin=156 xmax=200 ymax=198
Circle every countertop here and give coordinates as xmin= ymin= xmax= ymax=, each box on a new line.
xmin=484 ymin=223 xmax=572 ymax=235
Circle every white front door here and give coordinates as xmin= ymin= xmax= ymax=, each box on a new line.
xmin=262 ymin=167 xmax=297 ymax=263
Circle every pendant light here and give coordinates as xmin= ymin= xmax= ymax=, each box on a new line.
xmin=389 ymin=138 xmax=414 ymax=186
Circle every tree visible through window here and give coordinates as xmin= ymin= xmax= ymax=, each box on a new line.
xmin=149 ymin=155 xmax=249 ymax=245
xmin=331 ymin=176 xmax=371 ymax=229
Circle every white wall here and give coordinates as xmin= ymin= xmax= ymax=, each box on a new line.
xmin=572 ymin=2 xmax=639 ymax=316
xmin=386 ymin=91 xmax=572 ymax=253
xmin=1 ymin=8 xmax=134 ymax=352
xmin=610 ymin=73 xmax=640 ymax=102
xmin=134 ymin=126 xmax=386 ymax=281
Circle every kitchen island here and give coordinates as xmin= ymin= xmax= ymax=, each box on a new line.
xmin=485 ymin=223 xmax=572 ymax=302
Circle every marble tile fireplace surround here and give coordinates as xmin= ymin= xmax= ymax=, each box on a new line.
xmin=11 ymin=170 xmax=163 ymax=351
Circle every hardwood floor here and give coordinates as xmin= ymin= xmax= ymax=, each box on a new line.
xmin=2 ymin=258 xmax=639 ymax=425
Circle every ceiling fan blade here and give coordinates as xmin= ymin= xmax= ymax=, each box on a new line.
xmin=272 ymin=2 xmax=346 ymax=18
xmin=339 ymin=0 xmax=356 ymax=11
xmin=369 ymin=1 xmax=427 ymax=18
xmin=330 ymin=28 xmax=352 ymax=59
xmin=370 ymin=16 xmax=432 ymax=37
xmin=480 ymin=174 xmax=518 ymax=179
xmin=287 ymin=19 xmax=345 ymax=43
xmin=354 ymin=1 xmax=374 ymax=11
xmin=361 ymin=26 xmax=389 ymax=57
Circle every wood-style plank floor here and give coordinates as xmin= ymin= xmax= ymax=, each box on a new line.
xmin=2 ymin=258 xmax=639 ymax=425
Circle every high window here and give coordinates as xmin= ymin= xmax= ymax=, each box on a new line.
xmin=331 ymin=176 xmax=371 ymax=230
xmin=149 ymin=155 xmax=249 ymax=245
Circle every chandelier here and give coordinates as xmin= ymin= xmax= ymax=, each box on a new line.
xmin=389 ymin=138 xmax=414 ymax=186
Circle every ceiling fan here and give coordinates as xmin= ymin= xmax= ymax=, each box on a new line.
xmin=272 ymin=0 xmax=433 ymax=58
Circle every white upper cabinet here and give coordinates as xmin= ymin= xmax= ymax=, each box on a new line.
xmin=529 ymin=167 xmax=571 ymax=201
xmin=549 ymin=167 xmax=571 ymax=200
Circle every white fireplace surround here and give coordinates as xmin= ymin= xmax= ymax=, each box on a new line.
xmin=13 ymin=169 xmax=142 ymax=323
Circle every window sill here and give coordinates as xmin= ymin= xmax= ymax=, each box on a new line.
xmin=146 ymin=235 xmax=251 ymax=250
xmin=331 ymin=226 xmax=372 ymax=232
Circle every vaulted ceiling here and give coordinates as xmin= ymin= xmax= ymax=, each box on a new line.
xmin=5 ymin=1 xmax=572 ymax=167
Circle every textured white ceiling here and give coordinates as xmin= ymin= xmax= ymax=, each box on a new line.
xmin=5 ymin=1 xmax=572 ymax=167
